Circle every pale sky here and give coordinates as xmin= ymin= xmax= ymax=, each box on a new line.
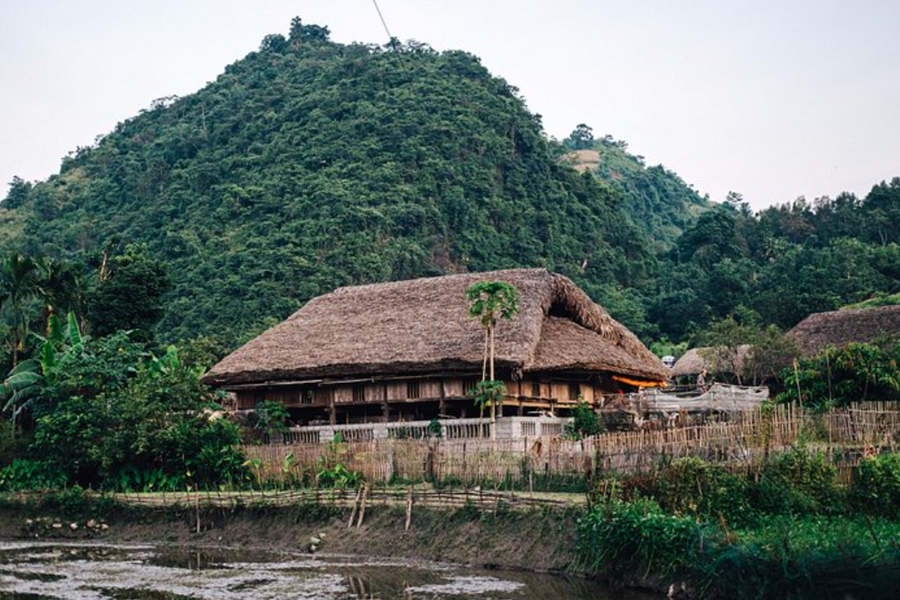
xmin=1 ymin=0 xmax=899 ymax=210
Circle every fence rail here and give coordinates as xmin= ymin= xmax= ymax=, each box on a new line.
xmin=243 ymin=402 xmax=900 ymax=485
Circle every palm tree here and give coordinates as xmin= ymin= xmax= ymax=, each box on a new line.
xmin=0 ymin=253 xmax=39 ymax=367
xmin=34 ymin=257 xmax=86 ymax=325
xmin=466 ymin=281 xmax=519 ymax=439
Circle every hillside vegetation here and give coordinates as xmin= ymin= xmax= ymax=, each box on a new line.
xmin=561 ymin=125 xmax=710 ymax=250
xmin=1 ymin=18 xmax=899 ymax=352
xmin=0 ymin=22 xmax=654 ymax=348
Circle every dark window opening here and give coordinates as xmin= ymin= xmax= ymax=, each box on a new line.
xmin=463 ymin=378 xmax=478 ymax=396
xmin=407 ymin=380 xmax=420 ymax=399
xmin=531 ymin=381 xmax=541 ymax=398
xmin=352 ymin=384 xmax=366 ymax=403
xmin=568 ymin=383 xmax=581 ymax=401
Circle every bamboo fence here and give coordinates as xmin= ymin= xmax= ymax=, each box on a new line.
xmin=244 ymin=402 xmax=900 ymax=485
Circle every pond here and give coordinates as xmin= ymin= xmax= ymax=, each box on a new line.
xmin=0 ymin=541 xmax=660 ymax=599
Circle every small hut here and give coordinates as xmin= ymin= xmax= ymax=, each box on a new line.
xmin=671 ymin=345 xmax=753 ymax=383
xmin=788 ymin=305 xmax=900 ymax=356
xmin=203 ymin=268 xmax=668 ymax=426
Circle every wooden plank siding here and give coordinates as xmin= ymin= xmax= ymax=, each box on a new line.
xmin=236 ymin=376 xmax=605 ymax=415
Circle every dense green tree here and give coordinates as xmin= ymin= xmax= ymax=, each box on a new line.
xmin=0 ymin=254 xmax=39 ymax=366
xmin=1 ymin=177 xmax=31 ymax=210
xmin=565 ymin=123 xmax=594 ymax=150
xmin=88 ymin=245 xmax=169 ymax=339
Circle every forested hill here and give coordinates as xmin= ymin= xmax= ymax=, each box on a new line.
xmin=3 ymin=19 xmax=897 ymax=354
xmin=560 ymin=125 xmax=710 ymax=250
xmin=0 ymin=21 xmax=661 ymax=347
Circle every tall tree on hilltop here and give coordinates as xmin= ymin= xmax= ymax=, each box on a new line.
xmin=565 ymin=124 xmax=595 ymax=150
xmin=1 ymin=177 xmax=31 ymax=210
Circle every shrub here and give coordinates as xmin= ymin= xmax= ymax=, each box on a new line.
xmin=778 ymin=342 xmax=900 ymax=410
xmin=851 ymin=453 xmax=900 ymax=517
xmin=246 ymin=400 xmax=291 ymax=440
xmin=565 ymin=402 xmax=603 ymax=439
xmin=653 ymin=458 xmax=755 ymax=526
xmin=753 ymin=447 xmax=845 ymax=515
xmin=315 ymin=463 xmax=363 ymax=488
xmin=578 ymin=498 xmax=708 ymax=579
xmin=32 ymin=350 xmax=247 ymax=490
xmin=0 ymin=459 xmax=67 ymax=491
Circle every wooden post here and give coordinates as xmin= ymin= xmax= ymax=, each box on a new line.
xmin=348 ymin=486 xmax=362 ymax=528
xmin=356 ymin=484 xmax=369 ymax=528
xmin=195 ymin=486 xmax=201 ymax=534
xmin=405 ymin=485 xmax=414 ymax=531
xmin=329 ymin=389 xmax=337 ymax=426
xmin=382 ymin=383 xmax=390 ymax=421
xmin=439 ymin=380 xmax=447 ymax=417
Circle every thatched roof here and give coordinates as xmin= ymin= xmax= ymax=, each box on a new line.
xmin=204 ymin=268 xmax=668 ymax=387
xmin=788 ymin=305 xmax=900 ymax=356
xmin=671 ymin=345 xmax=753 ymax=378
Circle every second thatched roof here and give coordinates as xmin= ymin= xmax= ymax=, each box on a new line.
xmin=203 ymin=268 xmax=669 ymax=387
xmin=671 ymin=345 xmax=753 ymax=378
xmin=788 ymin=305 xmax=900 ymax=356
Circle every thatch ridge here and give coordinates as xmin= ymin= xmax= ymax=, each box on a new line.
xmin=203 ymin=268 xmax=668 ymax=386
xmin=788 ymin=305 xmax=900 ymax=356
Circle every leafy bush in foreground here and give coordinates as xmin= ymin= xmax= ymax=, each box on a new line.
xmin=0 ymin=459 xmax=67 ymax=491
xmin=579 ymin=500 xmax=900 ymax=600
xmin=852 ymin=453 xmax=900 ymax=518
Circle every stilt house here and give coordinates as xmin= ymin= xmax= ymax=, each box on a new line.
xmin=203 ymin=269 xmax=669 ymax=426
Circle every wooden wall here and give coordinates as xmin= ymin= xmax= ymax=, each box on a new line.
xmin=235 ymin=375 xmax=603 ymax=411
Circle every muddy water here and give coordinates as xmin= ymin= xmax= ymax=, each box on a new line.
xmin=0 ymin=542 xmax=659 ymax=599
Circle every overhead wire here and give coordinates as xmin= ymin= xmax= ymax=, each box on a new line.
xmin=371 ymin=0 xmax=394 ymax=42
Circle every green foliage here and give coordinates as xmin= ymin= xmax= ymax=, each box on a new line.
xmin=427 ymin=418 xmax=443 ymax=438
xmin=315 ymin=463 xmax=362 ymax=488
xmin=0 ymin=30 xmax=653 ymax=349
xmin=843 ymin=291 xmax=900 ymax=310
xmin=0 ymin=459 xmax=67 ymax=491
xmin=778 ymin=342 xmax=900 ymax=410
xmin=1 ymin=177 xmax=32 ymax=210
xmin=562 ymin=132 xmax=711 ymax=251
xmin=753 ymin=447 xmax=844 ymax=515
xmin=579 ymin=498 xmax=706 ymax=579
xmin=580 ymin=465 xmax=900 ymax=600
xmin=88 ymin=244 xmax=169 ymax=340
xmin=27 ymin=338 xmax=246 ymax=490
xmin=610 ymin=449 xmax=851 ymax=528
xmin=246 ymin=399 xmax=291 ymax=438
xmin=650 ymin=458 xmax=755 ymax=526
xmin=466 ymin=281 xmax=520 ymax=326
xmin=852 ymin=453 xmax=900 ymax=518
xmin=565 ymin=401 xmax=603 ymax=439
xmin=649 ymin=337 xmax=688 ymax=361
xmin=473 ymin=380 xmax=506 ymax=412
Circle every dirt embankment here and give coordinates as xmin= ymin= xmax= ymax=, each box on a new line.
xmin=0 ymin=502 xmax=586 ymax=576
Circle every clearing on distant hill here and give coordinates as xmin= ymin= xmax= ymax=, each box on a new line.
xmin=562 ymin=132 xmax=710 ymax=250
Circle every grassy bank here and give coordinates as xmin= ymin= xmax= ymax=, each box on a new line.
xmin=3 ymin=447 xmax=900 ymax=598
xmin=577 ymin=448 xmax=900 ymax=599
xmin=0 ymin=489 xmax=585 ymax=576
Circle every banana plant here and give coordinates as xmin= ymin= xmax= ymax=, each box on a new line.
xmin=1 ymin=312 xmax=85 ymax=424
